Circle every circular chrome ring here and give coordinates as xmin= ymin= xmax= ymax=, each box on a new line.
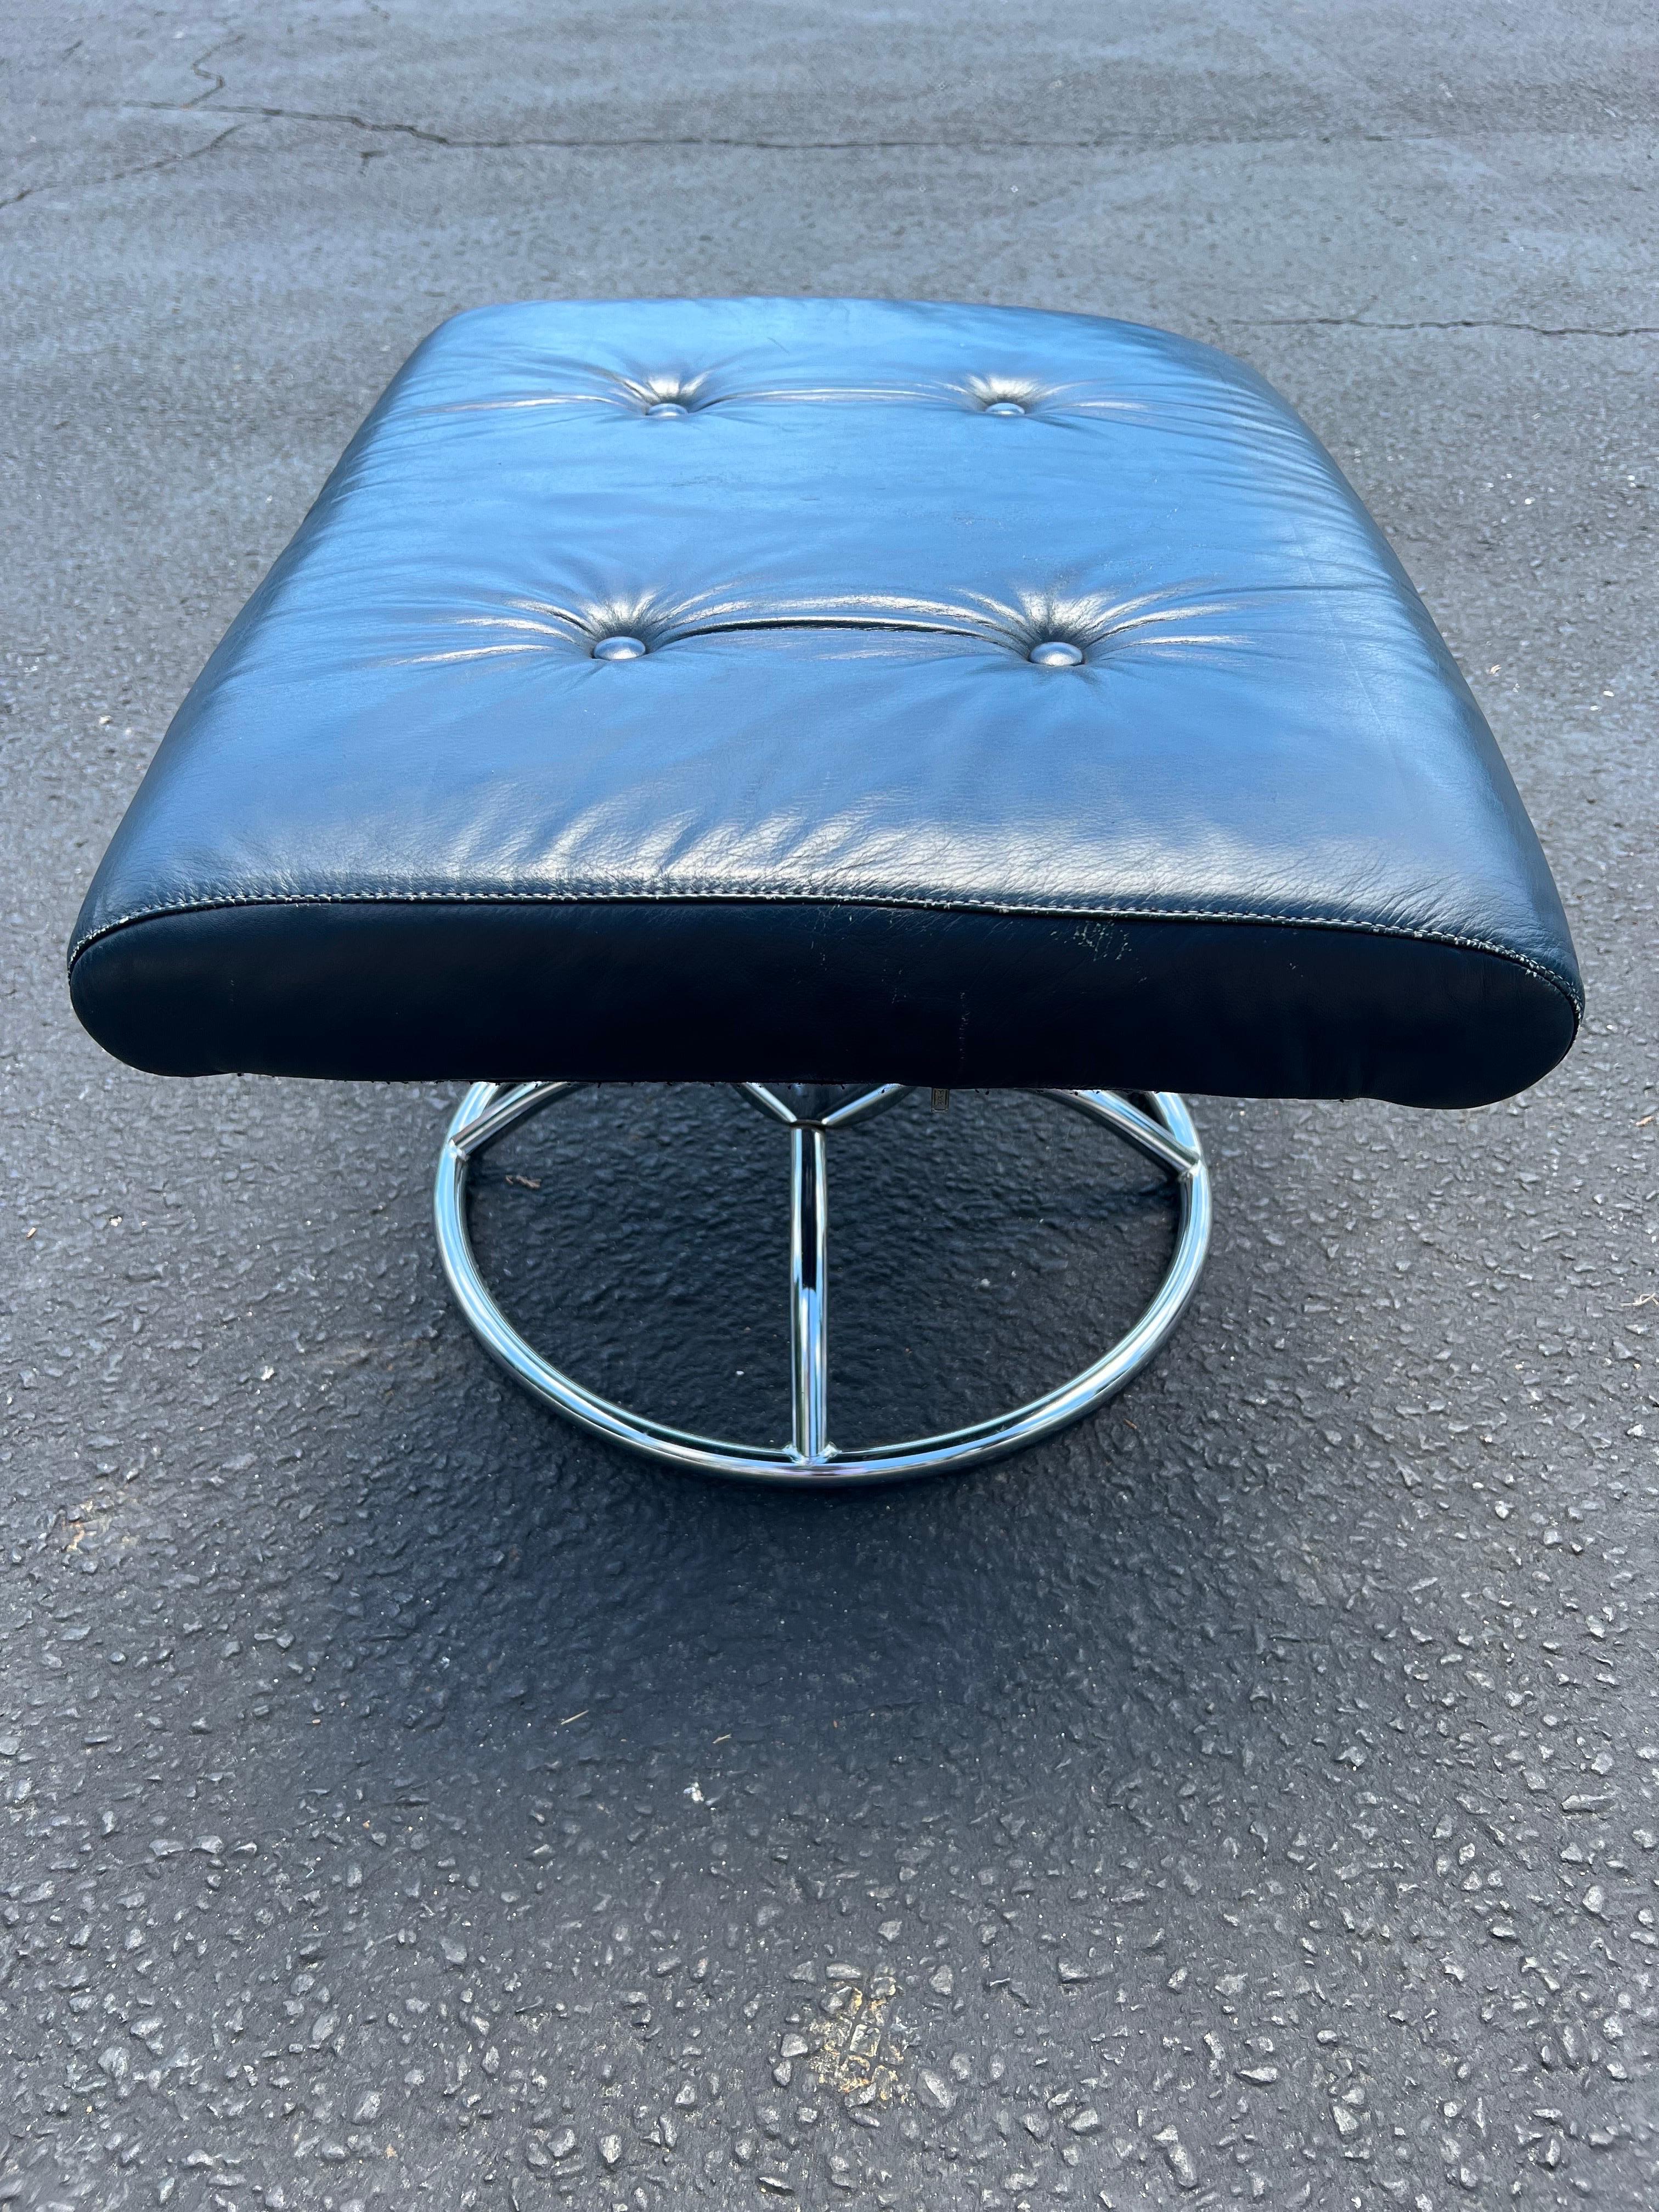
xmin=434 ymin=1084 xmax=1211 ymax=1487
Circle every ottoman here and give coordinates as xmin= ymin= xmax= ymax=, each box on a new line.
xmin=69 ymin=297 xmax=1581 ymax=1482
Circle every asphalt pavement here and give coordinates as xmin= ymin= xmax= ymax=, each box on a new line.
xmin=3 ymin=3 xmax=1657 ymax=2205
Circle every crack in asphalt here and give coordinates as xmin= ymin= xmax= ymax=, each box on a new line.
xmin=0 ymin=121 xmax=242 ymax=212
xmin=0 ymin=32 xmax=240 ymax=210
xmin=109 ymin=93 xmax=1491 ymax=160
xmin=1237 ymin=314 xmax=1658 ymax=337
xmin=29 ymin=41 xmax=1640 ymax=202
xmin=12 ymin=49 xmax=1656 ymax=364
xmin=11 ymin=103 xmax=1656 ymax=358
xmin=131 ymin=100 xmax=1300 ymax=151
xmin=8 ymin=99 xmax=1655 ymax=364
xmin=182 ymin=32 xmax=244 ymax=109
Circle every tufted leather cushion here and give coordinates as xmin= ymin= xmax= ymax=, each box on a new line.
xmin=69 ymin=297 xmax=1580 ymax=1106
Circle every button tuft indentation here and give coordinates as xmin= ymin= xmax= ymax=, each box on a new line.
xmin=593 ymin=636 xmax=648 ymax=662
xmin=1029 ymin=640 xmax=1085 ymax=668
xmin=645 ymin=401 xmax=689 ymax=418
xmin=985 ymin=400 xmax=1026 ymax=417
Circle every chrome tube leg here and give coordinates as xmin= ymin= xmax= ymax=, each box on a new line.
xmin=789 ymin=1124 xmax=831 ymax=1464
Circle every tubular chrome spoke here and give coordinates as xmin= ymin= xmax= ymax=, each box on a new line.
xmin=732 ymin=1081 xmax=800 ymax=1126
xmin=820 ymin=1083 xmax=912 ymax=1130
xmin=1041 ymin=1087 xmax=1200 ymax=1174
xmin=450 ymin=1080 xmax=586 ymax=1158
xmin=788 ymin=1125 xmax=831 ymax=1464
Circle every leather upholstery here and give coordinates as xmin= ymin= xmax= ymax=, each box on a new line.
xmin=70 ymin=297 xmax=1581 ymax=1106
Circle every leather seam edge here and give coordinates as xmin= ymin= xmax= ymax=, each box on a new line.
xmin=67 ymin=891 xmax=1585 ymax=1028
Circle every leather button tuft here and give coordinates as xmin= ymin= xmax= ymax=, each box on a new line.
xmin=1029 ymin=640 xmax=1085 ymax=668
xmin=593 ymin=636 xmax=648 ymax=661
xmin=645 ymin=401 xmax=689 ymax=418
xmin=985 ymin=400 xmax=1026 ymax=417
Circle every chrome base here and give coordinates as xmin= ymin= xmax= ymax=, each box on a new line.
xmin=434 ymin=1083 xmax=1211 ymax=1486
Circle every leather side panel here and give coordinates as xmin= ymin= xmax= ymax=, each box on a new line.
xmin=70 ymin=900 xmax=1579 ymax=1109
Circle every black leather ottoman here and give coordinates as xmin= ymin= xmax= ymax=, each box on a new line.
xmin=70 ymin=298 xmax=1580 ymax=1481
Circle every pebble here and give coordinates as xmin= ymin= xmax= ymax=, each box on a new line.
xmin=918 ymin=2069 xmax=956 ymax=2113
